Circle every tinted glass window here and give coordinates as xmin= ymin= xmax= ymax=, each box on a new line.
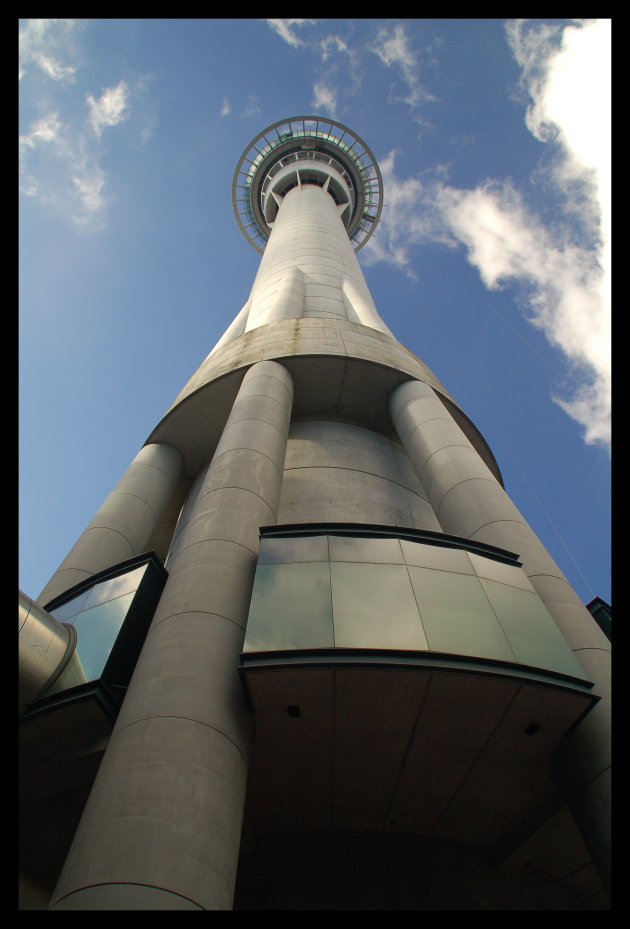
xmin=72 ymin=591 xmax=136 ymax=681
xmin=329 ymin=536 xmax=404 ymax=564
xmin=258 ymin=535 xmax=330 ymax=564
xmin=408 ymin=566 xmax=515 ymax=662
xmin=331 ymin=562 xmax=427 ymax=649
xmin=480 ymin=578 xmax=588 ymax=678
xmin=245 ymin=562 xmax=334 ymax=651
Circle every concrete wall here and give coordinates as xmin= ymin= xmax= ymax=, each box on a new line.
xmin=278 ymin=420 xmax=441 ymax=531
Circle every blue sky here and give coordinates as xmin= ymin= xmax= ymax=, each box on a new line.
xmin=19 ymin=19 xmax=611 ymax=608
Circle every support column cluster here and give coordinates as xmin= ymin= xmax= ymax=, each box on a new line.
xmin=389 ymin=377 xmax=611 ymax=894
xmin=50 ymin=360 xmax=294 ymax=910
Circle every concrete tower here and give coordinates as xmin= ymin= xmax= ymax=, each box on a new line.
xmin=19 ymin=117 xmax=611 ymax=910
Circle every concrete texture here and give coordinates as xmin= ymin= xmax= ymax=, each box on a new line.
xmin=389 ymin=376 xmax=611 ymax=894
xmin=38 ymin=443 xmax=184 ymax=607
xmin=22 ymin=119 xmax=610 ymax=910
xmin=49 ymin=361 xmax=294 ymax=910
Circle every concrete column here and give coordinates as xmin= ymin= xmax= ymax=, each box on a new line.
xmin=342 ymin=275 xmax=394 ymax=336
xmin=207 ymin=297 xmax=251 ymax=357
xmin=244 ymin=183 xmax=391 ymax=333
xmin=389 ymin=377 xmax=611 ymax=894
xmin=18 ymin=591 xmax=84 ymax=715
xmin=37 ymin=442 xmax=185 ymax=607
xmin=49 ymin=360 xmax=294 ymax=910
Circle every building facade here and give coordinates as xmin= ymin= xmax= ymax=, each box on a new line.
xmin=19 ymin=117 xmax=611 ymax=910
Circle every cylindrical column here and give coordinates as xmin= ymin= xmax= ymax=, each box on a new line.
xmin=49 ymin=360 xmax=294 ymax=910
xmin=389 ymin=377 xmax=611 ymax=893
xmin=245 ymin=182 xmax=391 ymax=335
xmin=18 ymin=591 xmax=85 ymax=715
xmin=37 ymin=442 xmax=185 ymax=607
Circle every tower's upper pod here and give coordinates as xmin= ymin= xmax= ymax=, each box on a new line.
xmin=232 ymin=116 xmax=383 ymax=254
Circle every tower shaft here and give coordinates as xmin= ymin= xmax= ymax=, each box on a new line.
xmin=20 ymin=117 xmax=610 ymax=911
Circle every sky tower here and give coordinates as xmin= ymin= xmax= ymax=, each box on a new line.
xmin=19 ymin=116 xmax=610 ymax=910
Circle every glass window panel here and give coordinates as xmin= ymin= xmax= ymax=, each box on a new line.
xmin=258 ymin=535 xmax=329 ymax=564
xmin=331 ymin=562 xmax=428 ymax=649
xmin=329 ymin=536 xmax=404 ymax=564
xmin=468 ymin=553 xmax=533 ymax=591
xmin=82 ymin=565 xmax=147 ymax=610
xmin=73 ymin=591 xmax=136 ymax=681
xmin=480 ymin=579 xmax=589 ymax=679
xmin=244 ymin=562 xmax=334 ymax=651
xmin=408 ymin=566 xmax=515 ymax=662
xmin=401 ymin=540 xmax=474 ymax=575
xmin=49 ymin=588 xmax=91 ymax=623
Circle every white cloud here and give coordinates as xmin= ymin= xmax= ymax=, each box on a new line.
xmin=70 ymin=162 xmax=106 ymax=218
xmin=366 ymin=20 xmax=611 ymax=449
xmin=267 ymin=19 xmax=316 ymax=48
xmin=19 ymin=19 xmax=77 ymax=82
xmin=220 ymin=96 xmax=231 ymax=118
xmin=19 ymin=112 xmax=63 ymax=153
xmin=20 ymin=79 xmax=136 ymax=226
xmin=502 ymin=18 xmax=611 ymax=446
xmin=86 ymin=81 xmax=130 ymax=138
xmin=363 ymin=151 xmax=453 ymax=277
xmin=370 ymin=22 xmax=434 ymax=110
xmin=311 ymin=82 xmax=338 ymax=117
xmin=436 ymin=180 xmax=610 ymax=446
xmin=320 ymin=35 xmax=348 ymax=61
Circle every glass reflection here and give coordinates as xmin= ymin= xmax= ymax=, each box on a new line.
xmin=258 ymin=535 xmax=330 ymax=564
xmin=248 ymin=532 xmax=589 ymax=680
xmin=401 ymin=540 xmax=474 ymax=574
xmin=245 ymin=562 xmax=334 ymax=651
xmin=408 ymin=566 xmax=515 ymax=662
xmin=480 ymin=578 xmax=589 ymax=678
xmin=329 ymin=536 xmax=404 ymax=564
xmin=73 ymin=591 xmax=135 ymax=681
xmin=49 ymin=588 xmax=91 ymax=623
xmin=468 ymin=553 xmax=533 ymax=591
xmin=82 ymin=565 xmax=147 ymax=610
xmin=331 ymin=562 xmax=428 ymax=649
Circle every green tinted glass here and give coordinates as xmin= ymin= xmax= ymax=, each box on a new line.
xmin=480 ymin=578 xmax=589 ymax=679
xmin=258 ymin=535 xmax=330 ymax=564
xmin=244 ymin=562 xmax=334 ymax=651
xmin=401 ymin=540 xmax=474 ymax=574
xmin=330 ymin=562 xmax=428 ymax=649
xmin=408 ymin=566 xmax=515 ymax=662
xmin=329 ymin=536 xmax=404 ymax=564
xmin=73 ymin=591 xmax=135 ymax=681
xmin=82 ymin=565 xmax=147 ymax=610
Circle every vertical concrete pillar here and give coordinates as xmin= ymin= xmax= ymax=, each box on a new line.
xmin=49 ymin=360 xmax=294 ymax=910
xmin=37 ymin=442 xmax=185 ymax=607
xmin=389 ymin=377 xmax=611 ymax=894
xmin=244 ymin=183 xmax=392 ymax=333
xmin=18 ymin=591 xmax=80 ymax=715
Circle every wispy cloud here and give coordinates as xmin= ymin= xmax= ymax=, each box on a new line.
xmin=86 ymin=81 xmax=130 ymax=138
xmin=19 ymin=18 xmax=77 ymax=82
xmin=311 ymin=83 xmax=338 ymax=118
xmin=220 ymin=96 xmax=231 ymax=118
xmin=320 ymin=35 xmax=348 ymax=61
xmin=242 ymin=93 xmax=262 ymax=118
xmin=19 ymin=21 xmax=144 ymax=228
xmin=370 ymin=23 xmax=435 ymax=111
xmin=365 ymin=20 xmax=611 ymax=449
xmin=363 ymin=152 xmax=449 ymax=276
xmin=266 ymin=19 xmax=316 ymax=48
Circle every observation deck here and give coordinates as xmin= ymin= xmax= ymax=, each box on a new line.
xmin=232 ymin=116 xmax=383 ymax=253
